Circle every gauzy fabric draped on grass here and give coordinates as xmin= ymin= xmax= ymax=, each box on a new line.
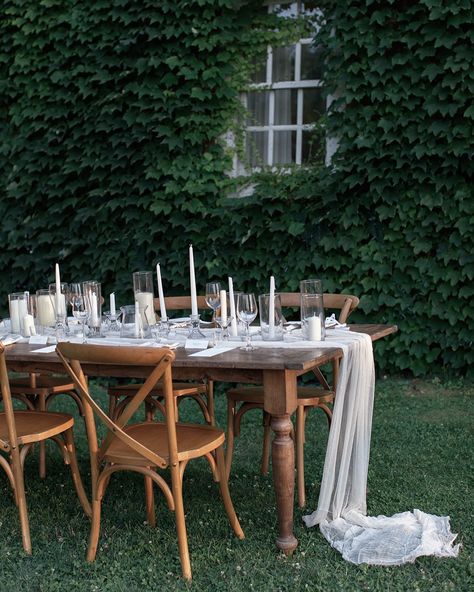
xmin=301 ymin=331 xmax=460 ymax=565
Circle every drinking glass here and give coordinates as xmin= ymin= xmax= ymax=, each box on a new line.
xmin=236 ymin=293 xmax=258 ymax=351
xmin=205 ymin=282 xmax=221 ymax=320
xmin=70 ymin=286 xmax=89 ymax=343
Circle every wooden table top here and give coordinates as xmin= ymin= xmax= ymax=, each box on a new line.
xmin=4 ymin=324 xmax=397 ymax=379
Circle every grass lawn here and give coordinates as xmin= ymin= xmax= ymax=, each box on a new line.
xmin=0 ymin=377 xmax=472 ymax=591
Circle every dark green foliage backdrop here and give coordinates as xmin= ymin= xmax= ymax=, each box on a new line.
xmin=0 ymin=1 xmax=472 ymax=376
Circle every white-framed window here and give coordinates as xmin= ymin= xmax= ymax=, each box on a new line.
xmin=233 ymin=1 xmax=328 ymax=176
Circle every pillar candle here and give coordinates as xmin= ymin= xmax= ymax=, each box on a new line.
xmin=269 ymin=276 xmax=275 ymax=338
xmin=9 ymin=299 xmax=21 ymax=333
xmin=220 ymin=290 xmax=227 ymax=324
xmin=90 ymin=293 xmax=99 ymax=327
xmin=156 ymin=263 xmax=168 ymax=321
xmin=189 ymin=244 xmax=198 ymax=317
xmin=228 ymin=277 xmax=238 ymax=336
xmin=37 ymin=295 xmax=55 ymax=327
xmin=307 ymin=316 xmax=322 ymax=341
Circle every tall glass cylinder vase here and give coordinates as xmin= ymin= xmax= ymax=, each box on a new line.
xmin=36 ymin=288 xmax=56 ymax=332
xmin=82 ymin=281 xmax=102 ymax=336
xmin=300 ymin=279 xmax=325 ymax=341
xmin=133 ymin=271 xmax=156 ymax=327
xmin=8 ymin=292 xmax=29 ymax=335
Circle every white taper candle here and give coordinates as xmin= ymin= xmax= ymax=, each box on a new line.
xmin=228 ymin=277 xmax=237 ymax=336
xmin=156 ymin=263 xmax=167 ymax=321
xmin=269 ymin=276 xmax=275 ymax=338
xmin=110 ymin=292 xmax=116 ymax=316
xmin=189 ymin=244 xmax=198 ymax=317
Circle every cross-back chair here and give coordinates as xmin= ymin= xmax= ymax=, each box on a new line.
xmin=107 ymin=295 xmax=214 ymax=424
xmin=57 ymin=343 xmax=244 ymax=581
xmin=0 ymin=345 xmax=91 ymax=554
xmin=225 ymin=292 xmax=359 ymax=508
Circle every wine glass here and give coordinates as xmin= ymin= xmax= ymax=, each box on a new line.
xmin=205 ymin=282 xmax=221 ymax=321
xmin=70 ymin=284 xmax=89 ymax=343
xmin=236 ymin=293 xmax=258 ymax=351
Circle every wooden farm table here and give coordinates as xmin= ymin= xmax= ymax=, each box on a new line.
xmin=4 ymin=323 xmax=397 ymax=554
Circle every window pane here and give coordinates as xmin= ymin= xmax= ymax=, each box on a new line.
xmin=301 ymin=44 xmax=323 ymax=80
xmin=246 ymin=91 xmax=270 ymax=126
xmin=302 ymin=130 xmax=323 ymax=164
xmin=273 ymin=130 xmax=296 ymax=165
xmin=272 ymin=3 xmax=298 ymax=18
xmin=272 ymin=46 xmax=295 ymax=82
xmin=303 ymin=88 xmax=325 ymax=124
xmin=274 ymin=89 xmax=297 ymax=125
xmin=302 ymin=1 xmax=320 ymax=17
xmin=246 ymin=131 xmax=268 ymax=167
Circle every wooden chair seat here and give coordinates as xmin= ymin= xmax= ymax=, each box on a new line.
xmin=0 ymin=410 xmax=74 ymax=445
xmin=6 ymin=373 xmax=83 ymax=479
xmin=104 ymin=422 xmax=225 ymax=466
xmin=9 ymin=375 xmax=76 ymax=393
xmin=227 ymin=385 xmax=335 ymax=407
xmin=225 ymin=292 xmax=359 ymax=509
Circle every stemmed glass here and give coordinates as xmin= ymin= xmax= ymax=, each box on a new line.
xmin=205 ymin=282 xmax=221 ymax=321
xmin=70 ymin=283 xmax=89 ymax=343
xmin=236 ymin=293 xmax=258 ymax=351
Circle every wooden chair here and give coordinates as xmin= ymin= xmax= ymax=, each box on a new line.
xmin=108 ymin=295 xmax=214 ymax=424
xmin=57 ymin=343 xmax=244 ymax=581
xmin=0 ymin=345 xmax=91 ymax=554
xmin=7 ymin=373 xmax=83 ymax=478
xmin=225 ymin=292 xmax=359 ymax=508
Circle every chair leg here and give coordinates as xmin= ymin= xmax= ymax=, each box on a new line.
xmin=10 ymin=448 xmax=32 ymax=554
xmin=64 ymin=428 xmax=92 ymax=517
xmin=144 ymin=474 xmax=156 ymax=527
xmin=108 ymin=395 xmax=117 ymax=419
xmin=261 ymin=412 xmax=271 ymax=476
xmin=37 ymin=393 xmax=47 ymax=479
xmin=215 ymin=446 xmax=244 ymax=540
xmin=171 ymin=464 xmax=192 ymax=581
xmin=87 ymin=499 xmax=102 ymax=562
xmin=296 ymin=405 xmax=306 ymax=509
xmin=206 ymin=379 xmax=215 ymax=426
xmin=225 ymin=398 xmax=236 ymax=481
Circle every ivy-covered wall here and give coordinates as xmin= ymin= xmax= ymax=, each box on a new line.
xmin=0 ymin=1 xmax=472 ymax=376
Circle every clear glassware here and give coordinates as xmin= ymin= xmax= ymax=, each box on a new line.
xmin=205 ymin=282 xmax=221 ymax=320
xmin=82 ymin=280 xmax=102 ymax=336
xmin=70 ymin=287 xmax=89 ymax=343
xmin=215 ymin=314 xmax=233 ymax=342
xmin=236 ymin=293 xmax=258 ymax=351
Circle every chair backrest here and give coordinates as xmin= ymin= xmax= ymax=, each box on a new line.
xmin=278 ymin=292 xmax=359 ymax=323
xmin=154 ymin=295 xmax=208 ymax=314
xmin=0 ymin=345 xmax=20 ymax=452
xmin=56 ymin=343 xmax=177 ymax=472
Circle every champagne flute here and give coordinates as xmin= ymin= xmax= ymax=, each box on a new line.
xmin=70 ymin=284 xmax=89 ymax=343
xmin=236 ymin=293 xmax=258 ymax=351
xmin=205 ymin=282 xmax=221 ymax=321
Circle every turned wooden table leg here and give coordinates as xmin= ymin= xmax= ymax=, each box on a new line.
xmin=271 ymin=414 xmax=298 ymax=554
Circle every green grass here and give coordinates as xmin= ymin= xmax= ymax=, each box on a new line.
xmin=1 ymin=377 xmax=473 ymax=591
